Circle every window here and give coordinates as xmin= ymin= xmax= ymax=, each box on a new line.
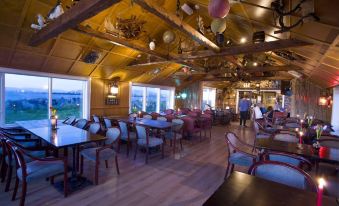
xmin=203 ymin=87 xmax=216 ymax=109
xmin=130 ymin=83 xmax=174 ymax=113
xmin=52 ymin=78 xmax=85 ymax=120
xmin=0 ymin=71 xmax=89 ymax=125
xmin=5 ymin=74 xmax=49 ymax=124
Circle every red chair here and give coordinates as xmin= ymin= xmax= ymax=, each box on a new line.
xmin=181 ymin=116 xmax=202 ymax=140
xmin=200 ymin=114 xmax=213 ymax=140
xmin=164 ymin=109 xmax=174 ymax=115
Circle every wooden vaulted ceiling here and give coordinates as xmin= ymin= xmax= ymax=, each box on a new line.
xmin=0 ymin=0 xmax=338 ymax=88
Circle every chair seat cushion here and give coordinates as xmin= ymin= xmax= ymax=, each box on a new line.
xmin=229 ymin=152 xmax=255 ymax=167
xmin=256 ymin=133 xmax=271 ymax=139
xmin=268 ymin=154 xmax=301 ymax=167
xmin=17 ymin=158 xmax=64 ymax=182
xmin=164 ymin=131 xmax=182 ymax=140
xmin=274 ymin=134 xmax=298 ymax=143
xmin=81 ymin=147 xmax=115 ymax=161
xmin=120 ymin=132 xmax=137 ymax=141
xmin=137 ymin=137 xmax=163 ymax=147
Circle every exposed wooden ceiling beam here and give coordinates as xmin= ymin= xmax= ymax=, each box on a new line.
xmin=30 ymin=0 xmax=121 ymax=46
xmin=127 ymin=60 xmax=170 ymax=68
xmin=244 ymin=65 xmax=302 ymax=73
xmin=74 ymin=25 xmax=205 ymax=72
xmin=179 ymin=39 xmax=312 ymax=60
xmin=202 ymin=76 xmax=293 ymax=81
xmin=133 ymin=0 xmax=220 ymax=52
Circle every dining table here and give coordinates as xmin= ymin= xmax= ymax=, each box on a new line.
xmin=203 ymin=171 xmax=337 ymax=206
xmin=118 ymin=118 xmax=175 ymax=130
xmin=16 ymin=119 xmax=107 ymax=192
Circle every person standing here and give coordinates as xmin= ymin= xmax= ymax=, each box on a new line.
xmin=239 ymin=95 xmax=251 ymax=127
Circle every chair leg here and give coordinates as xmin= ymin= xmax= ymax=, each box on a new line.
xmin=199 ymin=131 xmax=202 ymax=142
xmin=12 ymin=177 xmax=19 ymax=201
xmin=76 ymin=146 xmax=79 ymax=172
xmin=173 ymin=139 xmax=176 ymax=154
xmin=115 ymin=156 xmax=120 ymax=175
xmin=134 ymin=144 xmax=138 ymax=160
xmin=105 ymin=160 xmax=108 ymax=169
xmin=5 ymin=165 xmax=13 ymax=192
xmin=126 ymin=140 xmax=129 ymax=157
xmin=230 ymin=164 xmax=235 ymax=173
xmin=225 ymin=162 xmax=231 ymax=180
xmin=162 ymin=144 xmax=165 ymax=159
xmin=1 ymin=163 xmax=7 ymax=183
xmin=209 ymin=129 xmax=212 ymax=140
xmin=180 ymin=139 xmax=183 ymax=150
xmin=50 ymin=176 xmax=54 ymax=185
xmin=80 ymin=155 xmax=84 ymax=175
xmin=95 ymin=160 xmax=99 ymax=185
xmin=0 ymin=157 xmax=6 ymax=182
xmin=19 ymin=180 xmax=27 ymax=206
xmin=145 ymin=147 xmax=149 ymax=164
xmin=64 ymin=163 xmax=68 ymax=197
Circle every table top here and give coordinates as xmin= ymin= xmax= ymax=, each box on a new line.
xmin=255 ymin=138 xmax=339 ymax=163
xmin=119 ymin=118 xmax=174 ymax=129
xmin=17 ymin=120 xmax=106 ymax=148
xmin=203 ymin=172 xmax=337 ymax=206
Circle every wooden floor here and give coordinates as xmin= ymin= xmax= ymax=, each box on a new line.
xmin=1 ymin=122 xmax=337 ymax=206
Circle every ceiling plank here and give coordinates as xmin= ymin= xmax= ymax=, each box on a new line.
xmin=202 ymin=76 xmax=293 ymax=81
xmin=244 ymin=65 xmax=302 ymax=73
xmin=127 ymin=60 xmax=170 ymax=68
xmin=133 ymin=0 xmax=220 ymax=52
xmin=30 ymin=0 xmax=121 ymax=46
xmin=179 ymin=39 xmax=312 ymax=60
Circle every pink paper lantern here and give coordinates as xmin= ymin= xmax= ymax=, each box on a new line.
xmin=208 ymin=0 xmax=230 ymax=18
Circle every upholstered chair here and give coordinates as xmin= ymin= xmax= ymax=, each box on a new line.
xmin=164 ymin=119 xmax=184 ymax=154
xmin=73 ymin=119 xmax=88 ymax=129
xmin=118 ymin=121 xmax=137 ymax=156
xmin=263 ymin=151 xmax=312 ymax=171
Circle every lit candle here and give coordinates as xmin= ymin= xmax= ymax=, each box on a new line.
xmin=138 ymin=111 xmax=141 ymax=118
xmin=299 ymin=131 xmax=303 ymax=144
xmin=300 ymin=119 xmax=304 ymax=128
xmin=296 ymin=114 xmax=300 ymax=118
xmin=295 ymin=128 xmax=299 ymax=132
xmin=317 ymin=178 xmax=326 ymax=206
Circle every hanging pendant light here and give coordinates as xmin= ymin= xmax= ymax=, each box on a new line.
xmin=208 ymin=0 xmax=230 ymax=18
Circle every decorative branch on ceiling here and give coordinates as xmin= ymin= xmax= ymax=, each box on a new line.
xmin=82 ymin=50 xmax=101 ymax=64
xmin=105 ymin=15 xmax=146 ymax=39
xmin=271 ymin=0 xmax=319 ymax=34
xmin=273 ymin=50 xmax=306 ymax=61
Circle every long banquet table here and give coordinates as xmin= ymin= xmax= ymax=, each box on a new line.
xmin=16 ymin=119 xmax=106 ymax=192
xmin=203 ymin=172 xmax=337 ymax=206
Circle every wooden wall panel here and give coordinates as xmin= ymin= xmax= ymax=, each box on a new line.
xmin=90 ymin=78 xmax=130 ymax=117
xmin=291 ymin=79 xmax=332 ymax=122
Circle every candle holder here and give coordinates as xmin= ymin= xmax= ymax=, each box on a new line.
xmin=50 ymin=115 xmax=58 ymax=130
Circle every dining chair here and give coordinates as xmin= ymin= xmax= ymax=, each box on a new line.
xmin=273 ymin=133 xmax=298 ymax=143
xmin=143 ymin=114 xmax=152 ymax=120
xmin=157 ymin=116 xmax=167 ymax=122
xmin=262 ymin=151 xmax=312 ymax=171
xmin=318 ymin=137 xmax=339 ymax=149
xmin=134 ymin=125 xmax=164 ymax=164
xmin=224 ymin=132 xmax=258 ymax=179
xmin=92 ymin=115 xmax=101 ymax=123
xmin=73 ymin=119 xmax=88 ymax=129
xmin=164 ymin=119 xmax=184 ymax=154
xmin=87 ymin=123 xmax=101 ymax=134
xmin=63 ymin=116 xmax=76 ymax=125
xmin=248 ymin=161 xmax=317 ymax=192
xmin=118 ymin=121 xmax=137 ymax=156
xmin=80 ymin=128 xmax=120 ymax=185
xmin=103 ymin=118 xmax=113 ymax=129
xmin=200 ymin=114 xmax=213 ymax=140
xmin=7 ymin=140 xmax=68 ymax=206
xmin=1 ymin=137 xmax=46 ymax=193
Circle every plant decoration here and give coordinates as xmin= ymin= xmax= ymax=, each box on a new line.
xmin=131 ymin=106 xmax=138 ymax=114
xmin=50 ymin=106 xmax=57 ymax=116
xmin=114 ymin=15 xmax=146 ymax=39
xmin=314 ymin=124 xmax=327 ymax=140
xmin=306 ymin=115 xmax=314 ymax=127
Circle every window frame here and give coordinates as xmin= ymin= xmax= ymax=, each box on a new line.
xmin=129 ymin=82 xmax=175 ymax=113
xmin=0 ymin=66 xmax=91 ymax=126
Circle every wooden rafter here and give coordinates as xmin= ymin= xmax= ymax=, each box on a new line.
xmin=30 ymin=0 xmax=121 ymax=46
xmin=202 ymin=76 xmax=293 ymax=81
xmin=179 ymin=39 xmax=312 ymax=60
xmin=244 ymin=65 xmax=302 ymax=73
xmin=127 ymin=60 xmax=170 ymax=68
xmin=133 ymin=0 xmax=220 ymax=52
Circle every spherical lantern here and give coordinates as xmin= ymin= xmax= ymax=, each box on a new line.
xmin=211 ymin=18 xmax=227 ymax=34
xmin=208 ymin=0 xmax=230 ymax=18
xmin=149 ymin=40 xmax=155 ymax=50
xmin=163 ymin=30 xmax=176 ymax=44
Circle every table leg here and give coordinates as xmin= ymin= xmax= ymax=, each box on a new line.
xmin=71 ymin=146 xmax=77 ymax=178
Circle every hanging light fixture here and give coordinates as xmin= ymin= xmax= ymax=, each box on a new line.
xmin=318 ymin=96 xmax=328 ymax=106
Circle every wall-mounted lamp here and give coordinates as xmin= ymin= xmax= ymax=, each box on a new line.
xmin=318 ymin=96 xmax=327 ymax=106
xmin=106 ymin=80 xmax=120 ymax=105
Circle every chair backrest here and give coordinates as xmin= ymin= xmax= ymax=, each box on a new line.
xmin=92 ymin=115 xmax=100 ymax=123
xmin=5 ymin=140 xmax=27 ymax=175
xmin=63 ymin=116 xmax=76 ymax=125
xmin=74 ymin=119 xmax=88 ymax=129
xmin=225 ymin=132 xmax=253 ymax=154
xmin=88 ymin=123 xmax=101 ymax=134
xmin=318 ymin=137 xmax=339 ymax=149
xmin=105 ymin=128 xmax=120 ymax=145
xmin=143 ymin=114 xmax=152 ymax=120
xmin=263 ymin=152 xmax=312 ymax=169
xmin=172 ymin=119 xmax=184 ymax=133
xmin=118 ymin=121 xmax=129 ymax=139
xmin=249 ymin=161 xmax=317 ymax=192
xmin=157 ymin=116 xmax=167 ymax=122
xmin=103 ymin=118 xmax=112 ymax=129
xmin=135 ymin=125 xmax=148 ymax=141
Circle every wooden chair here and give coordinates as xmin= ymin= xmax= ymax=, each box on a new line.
xmin=134 ymin=125 xmax=164 ymax=164
xmin=80 ymin=128 xmax=120 ymax=185
xmin=164 ymin=119 xmax=184 ymax=154
xmin=249 ymin=161 xmax=317 ymax=192
xmin=103 ymin=118 xmax=113 ymax=130
xmin=7 ymin=140 xmax=68 ymax=206
xmin=92 ymin=115 xmax=101 ymax=123
xmin=224 ymin=132 xmax=258 ymax=179
xmin=73 ymin=119 xmax=88 ymax=129
xmin=262 ymin=151 xmax=312 ymax=171
xmin=118 ymin=121 xmax=137 ymax=156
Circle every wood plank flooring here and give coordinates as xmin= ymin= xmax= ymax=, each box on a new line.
xmin=1 ymin=123 xmax=337 ymax=205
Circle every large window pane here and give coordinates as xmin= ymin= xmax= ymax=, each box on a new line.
xmin=52 ymin=78 xmax=84 ymax=119
xmin=131 ymin=86 xmax=144 ymax=112
xmin=203 ymin=87 xmax=216 ymax=108
xmin=5 ymin=74 xmax=49 ymax=124
xmin=146 ymin=88 xmax=158 ymax=113
xmin=160 ymin=90 xmax=170 ymax=112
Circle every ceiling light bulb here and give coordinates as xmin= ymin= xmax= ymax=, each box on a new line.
xmin=240 ymin=37 xmax=247 ymax=43
xmin=253 ymin=62 xmax=258 ymax=66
